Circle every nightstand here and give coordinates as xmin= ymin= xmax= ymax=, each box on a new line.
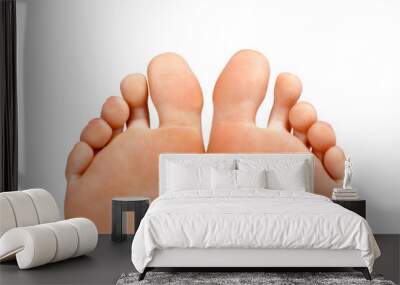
xmin=111 ymin=197 xmax=150 ymax=242
xmin=332 ymin=199 xmax=366 ymax=219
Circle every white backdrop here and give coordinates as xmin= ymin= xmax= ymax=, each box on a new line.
xmin=16 ymin=0 xmax=400 ymax=233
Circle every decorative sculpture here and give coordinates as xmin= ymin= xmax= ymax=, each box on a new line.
xmin=342 ymin=157 xmax=353 ymax=190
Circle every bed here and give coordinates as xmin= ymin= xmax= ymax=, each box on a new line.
xmin=131 ymin=153 xmax=380 ymax=280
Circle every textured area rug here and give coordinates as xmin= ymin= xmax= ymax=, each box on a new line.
xmin=117 ymin=272 xmax=396 ymax=285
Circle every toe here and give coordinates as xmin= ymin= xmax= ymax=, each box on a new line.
xmin=289 ymin=101 xmax=317 ymax=132
xmin=307 ymin=121 xmax=336 ymax=160
xmin=120 ymin=74 xmax=150 ymax=129
xmin=324 ymin=146 xmax=346 ymax=180
xmin=212 ymin=49 xmax=270 ymax=124
xmin=65 ymin=142 xmax=94 ymax=181
xmin=101 ymin=96 xmax=130 ymax=130
xmin=147 ymin=52 xmax=203 ymax=128
xmin=80 ymin=118 xmax=112 ymax=149
xmin=289 ymin=101 xmax=317 ymax=145
xmin=268 ymin=73 xmax=302 ymax=131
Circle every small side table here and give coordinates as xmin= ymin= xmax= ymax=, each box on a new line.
xmin=332 ymin=199 xmax=366 ymax=219
xmin=112 ymin=197 xmax=150 ymax=242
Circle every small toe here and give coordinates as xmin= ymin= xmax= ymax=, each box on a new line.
xmin=307 ymin=121 xmax=336 ymax=160
xmin=268 ymin=73 xmax=302 ymax=131
xmin=289 ymin=101 xmax=317 ymax=145
xmin=80 ymin=118 xmax=112 ymax=149
xmin=324 ymin=146 xmax=346 ymax=180
xmin=101 ymin=96 xmax=130 ymax=129
xmin=65 ymin=142 xmax=94 ymax=181
xmin=120 ymin=74 xmax=150 ymax=129
xmin=289 ymin=101 xmax=317 ymax=133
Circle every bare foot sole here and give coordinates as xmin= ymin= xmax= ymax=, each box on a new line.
xmin=66 ymin=50 xmax=346 ymax=232
xmin=65 ymin=53 xmax=205 ymax=233
xmin=208 ymin=50 xmax=345 ymax=196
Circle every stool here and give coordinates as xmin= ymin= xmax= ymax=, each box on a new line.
xmin=111 ymin=197 xmax=149 ymax=242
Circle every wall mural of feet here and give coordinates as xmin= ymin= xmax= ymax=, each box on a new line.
xmin=208 ymin=50 xmax=345 ymax=199
xmin=65 ymin=53 xmax=205 ymax=233
xmin=65 ymin=50 xmax=345 ymax=233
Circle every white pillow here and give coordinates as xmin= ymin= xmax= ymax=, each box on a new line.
xmin=211 ymin=168 xmax=237 ymax=190
xmin=266 ymin=165 xmax=307 ymax=191
xmin=236 ymin=169 xmax=268 ymax=189
xmin=166 ymin=162 xmax=211 ymax=191
xmin=238 ymin=159 xmax=308 ymax=191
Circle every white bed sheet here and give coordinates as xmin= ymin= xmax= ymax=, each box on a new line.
xmin=131 ymin=190 xmax=380 ymax=273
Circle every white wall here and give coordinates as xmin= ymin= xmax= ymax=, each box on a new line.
xmin=17 ymin=0 xmax=400 ymax=233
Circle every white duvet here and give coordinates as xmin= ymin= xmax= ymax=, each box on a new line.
xmin=131 ymin=190 xmax=380 ymax=273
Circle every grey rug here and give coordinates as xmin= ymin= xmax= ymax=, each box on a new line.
xmin=117 ymin=272 xmax=396 ymax=285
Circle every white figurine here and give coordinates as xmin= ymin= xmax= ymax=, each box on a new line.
xmin=342 ymin=157 xmax=353 ymax=190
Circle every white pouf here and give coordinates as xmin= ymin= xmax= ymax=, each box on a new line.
xmin=24 ymin=188 xmax=60 ymax=223
xmin=0 ymin=191 xmax=40 ymax=227
xmin=0 ymin=189 xmax=98 ymax=269
xmin=0 ymin=196 xmax=17 ymax=237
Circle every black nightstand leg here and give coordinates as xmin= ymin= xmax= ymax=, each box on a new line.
xmin=138 ymin=268 xmax=148 ymax=281
xmin=112 ymin=201 xmax=124 ymax=242
xmin=354 ymin=267 xmax=371 ymax=280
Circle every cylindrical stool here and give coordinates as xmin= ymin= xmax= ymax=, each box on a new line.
xmin=111 ymin=197 xmax=149 ymax=242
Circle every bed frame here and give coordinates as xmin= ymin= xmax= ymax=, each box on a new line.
xmin=141 ymin=248 xmax=370 ymax=280
xmin=139 ymin=153 xmax=372 ymax=281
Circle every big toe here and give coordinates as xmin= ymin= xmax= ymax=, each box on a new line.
xmin=212 ymin=49 xmax=270 ymax=124
xmin=147 ymin=52 xmax=203 ymax=128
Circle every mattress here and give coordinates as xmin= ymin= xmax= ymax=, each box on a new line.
xmin=131 ymin=190 xmax=380 ymax=273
